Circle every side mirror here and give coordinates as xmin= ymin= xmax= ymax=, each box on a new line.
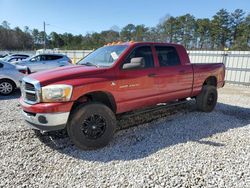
xmin=122 ymin=57 xmax=145 ymax=70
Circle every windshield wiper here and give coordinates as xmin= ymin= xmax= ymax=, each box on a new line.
xmin=81 ymin=62 xmax=99 ymax=68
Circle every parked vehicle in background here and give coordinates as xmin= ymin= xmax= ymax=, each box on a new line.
xmin=1 ymin=54 xmax=30 ymax=63
xmin=15 ymin=54 xmax=72 ymax=73
xmin=0 ymin=53 xmax=9 ymax=58
xmin=1 ymin=54 xmax=29 ymax=59
xmin=20 ymin=42 xmax=225 ymax=150
xmin=0 ymin=61 xmax=28 ymax=95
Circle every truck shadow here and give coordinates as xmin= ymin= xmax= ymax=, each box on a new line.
xmin=35 ymin=102 xmax=250 ymax=162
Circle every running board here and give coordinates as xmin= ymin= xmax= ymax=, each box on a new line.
xmin=117 ymin=99 xmax=192 ymax=120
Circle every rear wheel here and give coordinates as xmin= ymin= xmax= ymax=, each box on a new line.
xmin=67 ymin=103 xmax=116 ymax=150
xmin=196 ymin=85 xmax=217 ymax=112
xmin=0 ymin=79 xmax=16 ymax=95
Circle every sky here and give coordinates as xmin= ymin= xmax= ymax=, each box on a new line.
xmin=0 ymin=0 xmax=249 ymax=35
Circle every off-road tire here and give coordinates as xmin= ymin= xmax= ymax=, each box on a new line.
xmin=67 ymin=103 xmax=116 ymax=150
xmin=196 ymin=85 xmax=218 ymax=112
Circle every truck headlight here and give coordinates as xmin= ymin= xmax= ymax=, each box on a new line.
xmin=42 ymin=84 xmax=73 ymax=102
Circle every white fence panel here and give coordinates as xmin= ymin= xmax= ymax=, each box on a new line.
xmin=188 ymin=50 xmax=250 ymax=86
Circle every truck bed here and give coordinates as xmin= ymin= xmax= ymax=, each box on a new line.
xmin=191 ymin=63 xmax=225 ymax=96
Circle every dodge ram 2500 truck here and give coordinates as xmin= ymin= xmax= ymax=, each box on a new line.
xmin=20 ymin=42 xmax=225 ymax=150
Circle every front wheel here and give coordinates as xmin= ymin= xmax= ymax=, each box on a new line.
xmin=196 ymin=85 xmax=218 ymax=112
xmin=67 ymin=103 xmax=116 ymax=150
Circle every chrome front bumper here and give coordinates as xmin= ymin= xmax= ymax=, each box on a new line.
xmin=22 ymin=111 xmax=70 ymax=131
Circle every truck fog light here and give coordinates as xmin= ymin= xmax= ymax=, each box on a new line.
xmin=38 ymin=115 xmax=48 ymax=124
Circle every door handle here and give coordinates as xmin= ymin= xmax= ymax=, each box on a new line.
xmin=148 ymin=73 xmax=156 ymax=77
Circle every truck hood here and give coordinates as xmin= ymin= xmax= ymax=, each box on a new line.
xmin=27 ymin=65 xmax=107 ymax=86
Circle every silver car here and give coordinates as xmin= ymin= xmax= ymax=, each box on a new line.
xmin=15 ymin=54 xmax=72 ymax=73
xmin=0 ymin=61 xmax=27 ymax=95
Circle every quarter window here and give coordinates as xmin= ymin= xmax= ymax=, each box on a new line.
xmin=155 ymin=46 xmax=180 ymax=66
xmin=45 ymin=55 xmax=62 ymax=61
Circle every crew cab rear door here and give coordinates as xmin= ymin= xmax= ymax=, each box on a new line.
xmin=153 ymin=45 xmax=193 ymax=101
xmin=115 ymin=45 xmax=158 ymax=113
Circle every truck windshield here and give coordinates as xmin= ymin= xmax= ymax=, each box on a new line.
xmin=78 ymin=45 xmax=128 ymax=67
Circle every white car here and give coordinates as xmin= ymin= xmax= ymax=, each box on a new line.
xmin=1 ymin=54 xmax=30 ymax=63
xmin=0 ymin=61 xmax=27 ymax=95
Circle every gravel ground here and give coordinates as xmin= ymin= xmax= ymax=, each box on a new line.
xmin=0 ymin=85 xmax=249 ymax=188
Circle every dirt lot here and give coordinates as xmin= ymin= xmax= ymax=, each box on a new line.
xmin=0 ymin=85 xmax=249 ymax=187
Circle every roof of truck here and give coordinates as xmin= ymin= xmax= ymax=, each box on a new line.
xmin=104 ymin=41 xmax=184 ymax=47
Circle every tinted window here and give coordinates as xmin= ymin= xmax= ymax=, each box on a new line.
xmin=9 ymin=58 xmax=18 ymax=62
xmin=30 ymin=55 xmax=41 ymax=62
xmin=19 ymin=55 xmax=29 ymax=58
xmin=0 ymin=63 xmax=3 ymax=68
xmin=155 ymin=46 xmax=180 ymax=66
xmin=12 ymin=54 xmax=29 ymax=58
xmin=124 ymin=46 xmax=154 ymax=69
xmin=45 ymin=55 xmax=62 ymax=61
xmin=40 ymin=55 xmax=46 ymax=61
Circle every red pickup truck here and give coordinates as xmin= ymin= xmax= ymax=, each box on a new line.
xmin=20 ymin=42 xmax=225 ymax=150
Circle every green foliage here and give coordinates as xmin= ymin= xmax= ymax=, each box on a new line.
xmin=0 ymin=9 xmax=250 ymax=51
xmin=195 ymin=18 xmax=211 ymax=49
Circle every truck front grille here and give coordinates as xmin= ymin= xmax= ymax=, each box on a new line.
xmin=25 ymin=92 xmax=37 ymax=102
xmin=25 ymin=83 xmax=35 ymax=91
xmin=21 ymin=78 xmax=41 ymax=104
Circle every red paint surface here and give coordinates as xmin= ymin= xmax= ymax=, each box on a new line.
xmin=20 ymin=42 xmax=225 ymax=114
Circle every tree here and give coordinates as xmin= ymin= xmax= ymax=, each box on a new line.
xmin=110 ymin=25 xmax=120 ymax=32
xmin=1 ymin=9 xmax=250 ymax=51
xmin=230 ymin=9 xmax=246 ymax=49
xmin=210 ymin=9 xmax=231 ymax=49
xmin=134 ymin=25 xmax=148 ymax=41
xmin=195 ymin=18 xmax=211 ymax=49
xmin=158 ymin=16 xmax=178 ymax=42
xmin=120 ymin=24 xmax=136 ymax=41
xmin=2 ymin=21 xmax=10 ymax=29
xmin=32 ymin=29 xmax=41 ymax=49
xmin=177 ymin=14 xmax=196 ymax=48
xmin=50 ymin=32 xmax=64 ymax=48
xmin=144 ymin=27 xmax=160 ymax=42
xmin=38 ymin=31 xmax=46 ymax=48
xmin=100 ymin=30 xmax=120 ymax=43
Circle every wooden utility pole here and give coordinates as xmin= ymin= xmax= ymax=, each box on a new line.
xmin=43 ymin=21 xmax=46 ymax=50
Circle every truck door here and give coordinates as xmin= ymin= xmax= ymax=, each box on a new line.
xmin=154 ymin=45 xmax=193 ymax=102
xmin=115 ymin=45 xmax=159 ymax=113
